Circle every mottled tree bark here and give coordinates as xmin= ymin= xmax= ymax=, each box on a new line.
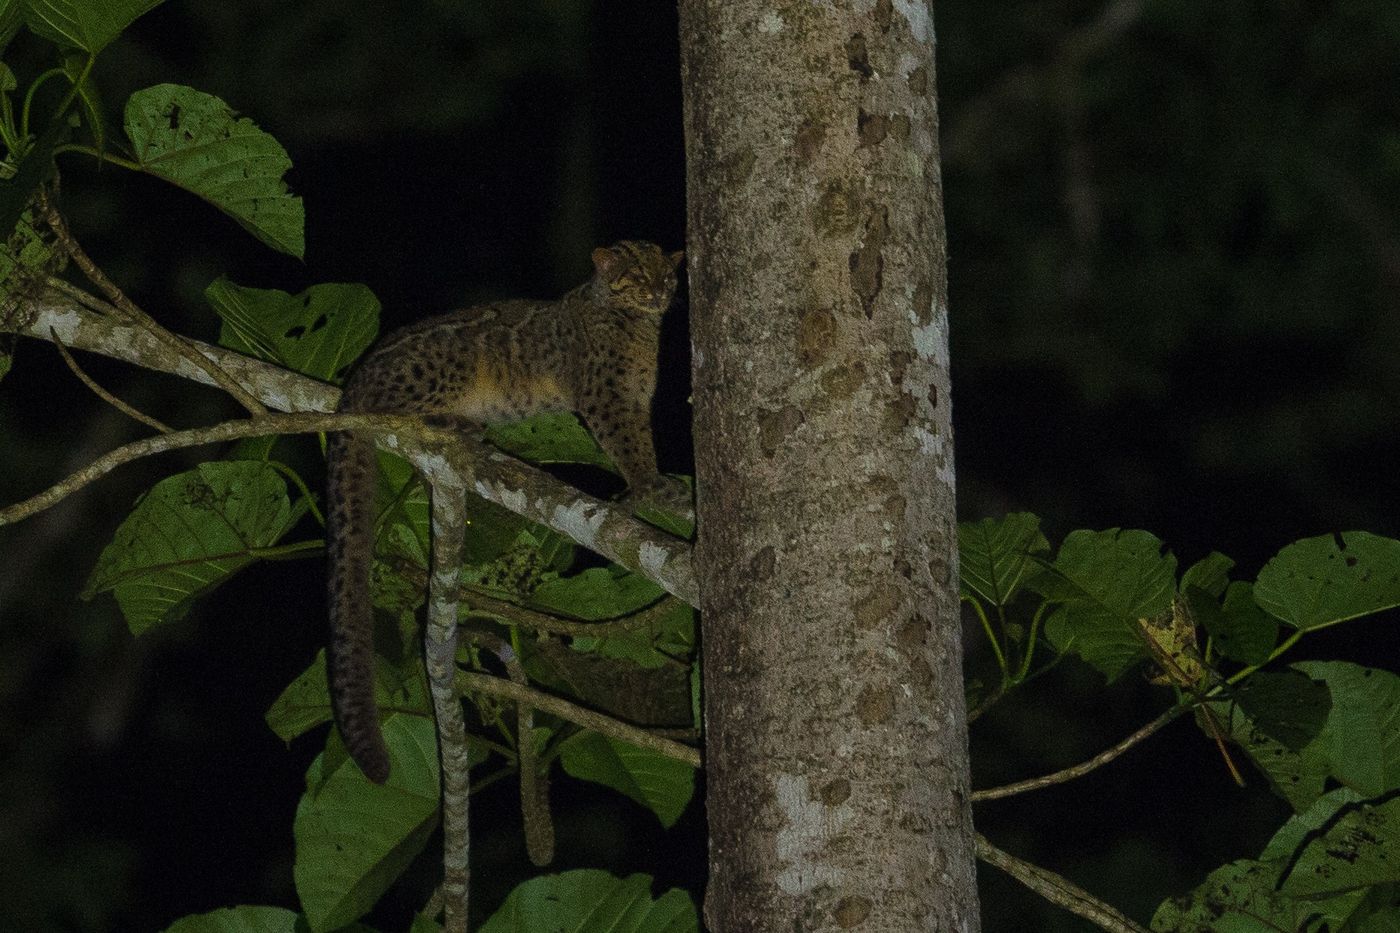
xmin=679 ymin=1 xmax=978 ymax=929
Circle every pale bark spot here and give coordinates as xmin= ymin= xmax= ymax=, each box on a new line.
xmin=774 ymin=772 xmax=850 ymax=894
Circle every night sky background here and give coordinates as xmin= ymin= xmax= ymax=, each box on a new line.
xmin=1 ymin=1 xmax=1397 ymax=930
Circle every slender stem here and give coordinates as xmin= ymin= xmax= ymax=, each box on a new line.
xmin=976 ymin=833 xmax=1150 ymax=933
xmin=972 ymin=705 xmax=1185 ymax=802
xmin=49 ymin=326 xmax=173 ymax=433
xmin=20 ymin=67 xmax=67 ymax=139
xmin=50 ymin=55 xmax=95 ymax=130
xmin=265 ymin=459 xmax=326 ymax=527
xmin=1015 ymin=601 xmax=1047 ymax=682
xmin=965 ymin=595 xmax=1010 ymax=679
xmin=53 ymin=144 xmax=142 ymax=171
xmin=1226 ymin=628 xmax=1306 ymax=686
xmin=0 ymin=411 xmax=438 ymax=526
xmin=248 ymin=539 xmax=324 ymax=561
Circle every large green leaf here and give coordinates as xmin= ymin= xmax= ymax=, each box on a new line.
xmin=0 ymin=1 xmax=22 ymax=52
xmin=1038 ymin=528 xmax=1177 ymax=679
xmin=1281 ymin=794 xmax=1400 ymax=898
xmin=530 ymin=565 xmax=666 ymax=621
xmin=1232 ymin=669 xmax=1331 ymax=752
xmin=82 ymin=461 xmax=304 ymax=635
xmin=1294 ymin=661 xmax=1400 ymax=798
xmin=161 ymin=907 xmax=300 ymax=933
xmin=24 ymin=0 xmax=164 ymax=53
xmin=958 ymin=512 xmax=1048 ymax=607
xmin=1214 ymin=700 xmax=1329 ymax=811
xmin=560 ymin=732 xmax=695 ymax=828
xmin=124 ymin=84 xmax=303 ymax=257
xmin=480 ymin=870 xmax=697 ymax=933
xmin=1154 ymin=791 xmax=1400 ymax=932
xmin=1197 ymin=581 xmax=1278 ymax=666
xmin=1254 ymin=532 xmax=1400 ymax=631
xmin=1179 ymin=551 xmax=1234 ymax=600
xmin=208 ymin=278 xmax=379 ymax=384
xmin=265 ymin=649 xmax=431 ymax=744
xmin=485 ymin=412 xmax=613 ymax=470
xmin=294 ymin=714 xmax=440 ymax=932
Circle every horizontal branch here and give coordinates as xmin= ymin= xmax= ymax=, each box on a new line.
xmin=2 ymin=293 xmax=697 ymax=604
xmin=976 ymin=833 xmax=1149 ymax=933
xmin=972 ymin=705 xmax=1183 ymax=802
xmin=458 ymin=670 xmax=702 ymax=768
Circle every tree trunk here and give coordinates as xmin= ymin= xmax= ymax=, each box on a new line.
xmin=678 ymin=1 xmax=978 ymax=929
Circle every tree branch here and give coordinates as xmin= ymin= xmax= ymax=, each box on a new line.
xmin=972 ymin=705 xmax=1184 ymax=802
xmin=1 ymin=292 xmax=698 ymax=604
xmin=976 ymin=833 xmax=1149 ymax=933
xmin=38 ymin=193 xmax=270 ymax=417
xmin=49 ymin=325 xmax=173 ymax=433
xmin=425 ymin=464 xmax=472 ymax=933
xmin=458 ymin=670 xmax=702 ymax=769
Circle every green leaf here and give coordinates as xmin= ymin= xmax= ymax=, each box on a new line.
xmin=1260 ymin=787 xmax=1364 ymax=861
xmin=1232 ymin=669 xmax=1331 ymax=752
xmin=485 ymin=412 xmax=613 ymax=470
xmin=62 ymin=51 xmax=104 ymax=152
xmin=1215 ymin=700 xmax=1329 ymax=811
xmin=560 ymin=732 xmax=695 ymax=828
xmin=1199 ymin=581 xmax=1278 ymax=666
xmin=0 ymin=116 xmax=68 ymax=239
xmin=1254 ymin=532 xmax=1400 ymax=631
xmin=1281 ymin=794 xmax=1400 ymax=898
xmin=1293 ymin=661 xmax=1400 ymax=798
xmin=124 ymin=84 xmax=303 ymax=258
xmin=375 ymin=451 xmax=571 ymax=572
xmin=1356 ymin=909 xmax=1400 ymax=933
xmin=265 ymin=649 xmax=431 ymax=744
xmin=958 ymin=512 xmax=1049 ymax=607
xmin=572 ymin=600 xmax=695 ymax=669
xmin=479 ymin=870 xmax=698 ymax=933
xmin=1150 ymin=859 xmax=1300 ymax=933
xmin=0 ymin=3 xmax=22 ymax=53
xmin=82 ymin=461 xmax=304 ymax=635
xmin=24 ymin=0 xmax=165 ymax=53
xmin=0 ymin=206 xmax=60 ymax=296
xmin=207 ymin=278 xmax=379 ymax=384
xmin=1180 ymin=551 xmax=1234 ymax=599
xmin=530 ymin=565 xmax=666 ymax=621
xmin=294 ymin=714 xmax=441 ymax=932
xmin=1038 ymin=528 xmax=1177 ymax=679
xmin=161 ymin=906 xmax=301 ymax=933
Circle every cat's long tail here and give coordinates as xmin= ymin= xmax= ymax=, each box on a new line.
xmin=325 ymin=428 xmax=391 ymax=784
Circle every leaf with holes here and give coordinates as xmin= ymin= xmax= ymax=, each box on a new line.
xmin=24 ymin=0 xmax=164 ymax=53
xmin=207 ymin=277 xmax=379 ymax=384
xmin=958 ymin=512 xmax=1049 ymax=607
xmin=82 ymin=461 xmax=305 ymax=635
xmin=124 ymin=84 xmax=303 ymax=257
xmin=294 ymin=714 xmax=441 ymax=932
xmin=480 ymin=870 xmax=698 ymax=933
xmin=1254 ymin=532 xmax=1400 ymax=631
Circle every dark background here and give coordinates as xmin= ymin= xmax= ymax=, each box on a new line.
xmin=1 ymin=1 xmax=1397 ymax=930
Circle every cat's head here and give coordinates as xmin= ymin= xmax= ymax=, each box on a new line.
xmin=590 ymin=240 xmax=684 ymax=314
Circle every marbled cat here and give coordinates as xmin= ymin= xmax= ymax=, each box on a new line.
xmin=327 ymin=240 xmax=684 ymax=783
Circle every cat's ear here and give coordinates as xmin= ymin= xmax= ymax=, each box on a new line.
xmin=592 ymin=246 xmax=623 ymax=277
xmin=667 ymin=249 xmax=685 ymax=269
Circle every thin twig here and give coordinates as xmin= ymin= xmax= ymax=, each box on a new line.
xmin=49 ymin=327 xmax=172 ymax=433
xmin=972 ymin=705 xmax=1185 ymax=801
xmin=458 ymin=670 xmax=702 ymax=768
xmin=37 ymin=191 xmax=270 ymax=416
xmin=976 ymin=833 xmax=1150 ymax=933
xmin=469 ymin=630 xmax=555 ymax=866
xmin=0 ymin=411 xmax=438 ymax=526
